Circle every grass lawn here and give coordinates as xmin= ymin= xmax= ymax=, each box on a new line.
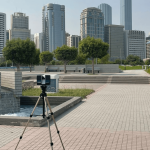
xmin=22 ymin=88 xmax=94 ymax=98
xmin=146 ymin=68 xmax=150 ymax=74
xmin=119 ymin=65 xmax=144 ymax=70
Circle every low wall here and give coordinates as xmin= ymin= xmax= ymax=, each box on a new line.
xmin=0 ymin=67 xmax=34 ymax=72
xmin=0 ymin=97 xmax=82 ymax=126
xmin=0 ymin=92 xmax=20 ymax=114
xmin=34 ymin=64 xmax=120 ymax=73
xmin=20 ymin=96 xmax=73 ymax=105
xmin=1 ymin=71 xmax=22 ymax=97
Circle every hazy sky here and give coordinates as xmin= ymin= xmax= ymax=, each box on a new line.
xmin=1 ymin=0 xmax=150 ymax=37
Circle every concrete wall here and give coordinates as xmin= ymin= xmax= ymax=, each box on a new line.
xmin=0 ymin=93 xmax=20 ymax=114
xmin=0 ymin=71 xmax=22 ymax=97
xmin=35 ymin=64 xmax=120 ymax=73
xmin=0 ymin=67 xmax=34 ymax=72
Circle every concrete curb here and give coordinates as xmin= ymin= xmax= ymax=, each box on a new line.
xmin=0 ymin=97 xmax=82 ymax=127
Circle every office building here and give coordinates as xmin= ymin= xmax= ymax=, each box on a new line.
xmin=80 ymin=7 xmax=104 ymax=41
xmin=0 ymin=12 xmax=6 ymax=56
xmin=6 ymin=30 xmax=9 ymax=41
xmin=98 ymin=3 xmax=112 ymax=25
xmin=104 ymin=25 xmax=125 ymax=61
xmin=42 ymin=4 xmax=65 ymax=52
xmin=124 ymin=30 xmax=146 ymax=60
xmin=30 ymin=34 xmax=34 ymax=41
xmin=34 ymin=33 xmax=43 ymax=53
xmin=120 ymin=0 xmax=132 ymax=30
xmin=9 ymin=12 xmax=30 ymax=40
xmin=146 ymin=36 xmax=150 ymax=58
xmin=67 ymin=35 xmax=81 ymax=48
xmin=65 ymin=32 xmax=70 ymax=45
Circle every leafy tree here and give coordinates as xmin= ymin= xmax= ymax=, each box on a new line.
xmin=74 ymin=53 xmax=87 ymax=64
xmin=3 ymin=38 xmax=25 ymax=71
xmin=2 ymin=38 xmax=38 ymax=71
xmin=145 ymin=59 xmax=150 ymax=65
xmin=99 ymin=54 xmax=110 ymax=64
xmin=79 ymin=36 xmax=109 ymax=74
xmin=53 ymin=45 xmax=78 ymax=73
xmin=39 ymin=51 xmax=53 ymax=72
xmin=21 ymin=38 xmax=37 ymax=72
xmin=115 ymin=59 xmax=121 ymax=64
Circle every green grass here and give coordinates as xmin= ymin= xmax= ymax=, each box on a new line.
xmin=146 ymin=68 xmax=150 ymax=74
xmin=22 ymin=88 xmax=94 ymax=98
xmin=119 ymin=65 xmax=144 ymax=70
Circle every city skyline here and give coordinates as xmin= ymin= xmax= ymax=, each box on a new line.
xmin=0 ymin=0 xmax=150 ymax=37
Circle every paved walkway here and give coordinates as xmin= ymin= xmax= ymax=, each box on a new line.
xmin=1 ymin=83 xmax=150 ymax=149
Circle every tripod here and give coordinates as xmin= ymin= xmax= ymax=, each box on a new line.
xmin=15 ymin=85 xmax=65 ymax=150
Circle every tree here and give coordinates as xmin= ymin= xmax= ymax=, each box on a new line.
xmin=53 ymin=45 xmax=78 ymax=73
xmin=74 ymin=53 xmax=87 ymax=64
xmin=3 ymin=38 xmax=25 ymax=71
xmin=79 ymin=36 xmax=109 ymax=74
xmin=21 ymin=38 xmax=37 ymax=72
xmin=145 ymin=59 xmax=150 ymax=65
xmin=115 ymin=59 xmax=121 ymax=64
xmin=39 ymin=51 xmax=53 ymax=72
xmin=2 ymin=38 xmax=38 ymax=71
xmin=98 ymin=54 xmax=110 ymax=64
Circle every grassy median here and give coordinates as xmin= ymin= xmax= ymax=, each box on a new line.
xmin=22 ymin=88 xmax=94 ymax=98
xmin=119 ymin=65 xmax=144 ymax=70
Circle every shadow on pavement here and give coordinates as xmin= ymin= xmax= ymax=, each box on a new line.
xmin=42 ymin=100 xmax=86 ymax=127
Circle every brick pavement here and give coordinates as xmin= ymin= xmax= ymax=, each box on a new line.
xmin=1 ymin=84 xmax=150 ymax=149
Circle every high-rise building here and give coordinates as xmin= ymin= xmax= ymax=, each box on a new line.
xmin=9 ymin=12 xmax=30 ymax=40
xmin=0 ymin=13 xmax=6 ymax=56
xmin=104 ymin=25 xmax=125 ymax=61
xmin=6 ymin=30 xmax=9 ymax=41
xmin=120 ymin=0 xmax=132 ymax=30
xmin=30 ymin=34 xmax=34 ymax=41
xmin=67 ymin=35 xmax=81 ymax=48
xmin=42 ymin=4 xmax=65 ymax=52
xmin=80 ymin=7 xmax=104 ymax=41
xmin=98 ymin=3 xmax=112 ymax=26
xmin=124 ymin=30 xmax=146 ymax=60
xmin=65 ymin=32 xmax=70 ymax=45
xmin=34 ymin=33 xmax=43 ymax=53
xmin=146 ymin=36 xmax=150 ymax=58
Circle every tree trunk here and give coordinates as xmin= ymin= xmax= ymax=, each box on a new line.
xmin=30 ymin=64 xmax=31 ymax=72
xmin=45 ymin=63 xmax=46 ymax=72
xmin=17 ymin=64 xmax=20 ymax=72
xmin=64 ymin=61 xmax=67 ymax=74
xmin=92 ymin=58 xmax=94 ymax=74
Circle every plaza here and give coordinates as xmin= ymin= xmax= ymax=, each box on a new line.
xmin=0 ymin=70 xmax=150 ymax=149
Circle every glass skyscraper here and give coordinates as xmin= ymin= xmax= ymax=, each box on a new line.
xmin=42 ymin=3 xmax=65 ymax=52
xmin=120 ymin=0 xmax=132 ymax=30
xmin=98 ymin=3 xmax=112 ymax=26
xmin=80 ymin=7 xmax=104 ymax=41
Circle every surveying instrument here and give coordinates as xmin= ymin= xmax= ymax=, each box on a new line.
xmin=15 ymin=75 xmax=65 ymax=150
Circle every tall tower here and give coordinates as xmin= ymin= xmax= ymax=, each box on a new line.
xmin=42 ymin=3 xmax=65 ymax=52
xmin=98 ymin=3 xmax=112 ymax=26
xmin=0 ymin=12 xmax=6 ymax=56
xmin=120 ymin=0 xmax=132 ymax=30
xmin=9 ymin=12 xmax=30 ymax=40
xmin=80 ymin=7 xmax=104 ymax=41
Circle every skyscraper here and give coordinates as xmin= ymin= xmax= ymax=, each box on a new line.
xmin=98 ymin=3 xmax=112 ymax=26
xmin=104 ymin=25 xmax=125 ymax=61
xmin=80 ymin=7 xmax=104 ymax=41
xmin=34 ymin=33 xmax=43 ymax=53
xmin=9 ymin=12 xmax=30 ymax=40
xmin=67 ymin=35 xmax=81 ymax=48
xmin=0 ymin=12 xmax=6 ymax=56
xmin=42 ymin=4 xmax=65 ymax=53
xmin=120 ymin=0 xmax=132 ymax=30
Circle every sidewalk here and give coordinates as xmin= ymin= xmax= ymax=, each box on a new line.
xmin=1 ymin=83 xmax=150 ymax=149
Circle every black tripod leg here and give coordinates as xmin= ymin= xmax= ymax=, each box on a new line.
xmin=45 ymin=96 xmax=65 ymax=150
xmin=44 ymin=97 xmax=53 ymax=150
xmin=15 ymin=96 xmax=41 ymax=150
